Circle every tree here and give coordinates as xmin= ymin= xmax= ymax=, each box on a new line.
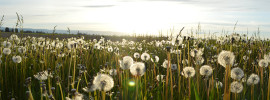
xmin=15 ymin=28 xmax=19 ymax=33
xmin=5 ymin=27 xmax=9 ymax=32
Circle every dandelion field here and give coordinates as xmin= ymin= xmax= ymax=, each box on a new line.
xmin=1 ymin=29 xmax=270 ymax=100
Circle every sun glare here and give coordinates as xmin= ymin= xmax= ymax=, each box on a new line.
xmin=83 ymin=1 xmax=202 ymax=35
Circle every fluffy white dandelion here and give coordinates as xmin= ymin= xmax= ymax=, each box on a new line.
xmin=259 ymin=59 xmax=268 ymax=67
xmin=18 ymin=46 xmax=27 ymax=54
xmin=130 ymin=62 xmax=146 ymax=76
xmin=171 ymin=64 xmax=178 ymax=70
xmin=12 ymin=55 xmax=22 ymax=63
xmin=2 ymin=41 xmax=12 ymax=48
xmin=151 ymin=55 xmax=159 ymax=63
xmin=156 ymin=75 xmax=165 ymax=82
xmin=3 ymin=48 xmax=11 ymax=55
xmin=92 ymin=74 xmax=114 ymax=91
xmin=141 ymin=52 xmax=150 ymax=61
xmin=218 ymin=51 xmax=235 ymax=67
xmin=109 ymin=69 xmax=117 ymax=76
xmin=119 ymin=56 xmax=134 ymax=70
xmin=67 ymin=41 xmax=78 ymax=49
xmin=247 ymin=73 xmax=260 ymax=85
xmin=34 ymin=71 xmax=53 ymax=81
xmin=215 ymin=81 xmax=223 ymax=88
xmin=182 ymin=67 xmax=196 ymax=78
xmin=199 ymin=65 xmax=213 ymax=77
xmin=66 ymin=92 xmax=83 ymax=100
xmin=195 ymin=56 xmax=204 ymax=65
xmin=93 ymin=43 xmax=101 ymax=50
xmin=230 ymin=67 xmax=244 ymax=80
xmin=162 ymin=59 xmax=171 ymax=68
xmin=230 ymin=81 xmax=243 ymax=93
xmin=190 ymin=48 xmax=204 ymax=57
xmin=133 ymin=52 xmax=140 ymax=59
xmin=264 ymin=54 xmax=270 ymax=62
xmin=107 ymin=47 xmax=113 ymax=52
xmin=171 ymin=36 xmax=183 ymax=46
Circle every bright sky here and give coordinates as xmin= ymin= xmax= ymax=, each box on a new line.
xmin=0 ymin=0 xmax=270 ymax=37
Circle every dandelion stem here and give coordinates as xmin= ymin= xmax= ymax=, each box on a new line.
xmin=57 ymin=83 xmax=64 ymax=100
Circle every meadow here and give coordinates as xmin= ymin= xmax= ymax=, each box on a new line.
xmin=0 ymin=28 xmax=270 ymax=100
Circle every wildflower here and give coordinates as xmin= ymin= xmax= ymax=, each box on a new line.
xmin=247 ymin=73 xmax=260 ymax=85
xmin=243 ymin=55 xmax=249 ymax=61
xmin=67 ymin=41 xmax=78 ymax=49
xmin=2 ymin=41 xmax=12 ymax=48
xmin=133 ymin=52 xmax=140 ymax=59
xmin=264 ymin=54 xmax=270 ymax=62
xmin=119 ymin=56 xmax=134 ymax=70
xmin=107 ymin=46 xmax=113 ymax=52
xmin=199 ymin=65 xmax=213 ymax=77
xmin=93 ymin=43 xmax=101 ymax=50
xmin=141 ymin=52 xmax=150 ymax=61
xmin=190 ymin=48 xmax=204 ymax=57
xmin=12 ymin=55 xmax=22 ymax=63
xmin=194 ymin=56 xmax=204 ymax=65
xmin=130 ymin=62 xmax=146 ymax=76
xmin=109 ymin=69 xmax=117 ymax=76
xmin=92 ymin=74 xmax=114 ymax=91
xmin=230 ymin=67 xmax=244 ymax=80
xmin=218 ymin=50 xmax=235 ymax=67
xmin=258 ymin=59 xmax=268 ymax=67
xmin=156 ymin=75 xmax=165 ymax=82
xmin=215 ymin=81 xmax=223 ymax=88
xmin=182 ymin=67 xmax=195 ymax=78
xmin=151 ymin=55 xmax=159 ymax=63
xmin=3 ymin=48 xmax=11 ymax=55
xmin=65 ymin=92 xmax=84 ymax=100
xmin=230 ymin=81 xmax=243 ymax=93
xmin=18 ymin=46 xmax=27 ymax=54
xmin=34 ymin=71 xmax=53 ymax=81
xmin=171 ymin=36 xmax=183 ymax=46
xmin=171 ymin=64 xmax=178 ymax=70
xmin=162 ymin=59 xmax=171 ymax=68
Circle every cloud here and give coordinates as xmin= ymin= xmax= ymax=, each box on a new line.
xmin=81 ymin=5 xmax=115 ymax=8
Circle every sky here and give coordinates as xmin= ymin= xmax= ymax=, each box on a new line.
xmin=0 ymin=0 xmax=270 ymax=38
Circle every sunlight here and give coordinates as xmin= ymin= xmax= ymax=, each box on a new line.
xmin=110 ymin=2 xmax=201 ymax=34
xmin=82 ymin=1 xmax=202 ymax=35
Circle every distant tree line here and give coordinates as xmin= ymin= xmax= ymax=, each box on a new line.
xmin=4 ymin=27 xmax=46 ymax=33
xmin=3 ymin=27 xmax=90 ymax=35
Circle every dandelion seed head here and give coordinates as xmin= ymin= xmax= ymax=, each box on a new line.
xmin=109 ymin=69 xmax=117 ymax=76
xmin=230 ymin=81 xmax=243 ymax=93
xmin=156 ymin=75 xmax=165 ymax=82
xmin=230 ymin=67 xmax=244 ymax=80
xmin=171 ymin=64 xmax=177 ymax=70
xmin=2 ymin=41 xmax=12 ymax=48
xmin=215 ymin=81 xmax=223 ymax=88
xmin=141 ymin=52 xmax=150 ymax=61
xmin=2 ymin=48 xmax=11 ymax=55
xmin=183 ymin=67 xmax=195 ymax=78
xmin=119 ymin=56 xmax=134 ymax=70
xmin=259 ymin=59 xmax=268 ymax=68
xmin=133 ymin=52 xmax=140 ymax=59
xmin=199 ymin=65 xmax=213 ymax=77
xmin=12 ymin=55 xmax=22 ymax=63
xmin=162 ymin=59 xmax=171 ymax=68
xmin=18 ymin=46 xmax=27 ymax=54
xmin=218 ymin=50 xmax=235 ymax=67
xmin=92 ymin=74 xmax=114 ymax=92
xmin=130 ymin=62 xmax=146 ymax=76
xmin=151 ymin=55 xmax=159 ymax=63
xmin=34 ymin=71 xmax=53 ymax=81
xmin=247 ymin=73 xmax=260 ymax=85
